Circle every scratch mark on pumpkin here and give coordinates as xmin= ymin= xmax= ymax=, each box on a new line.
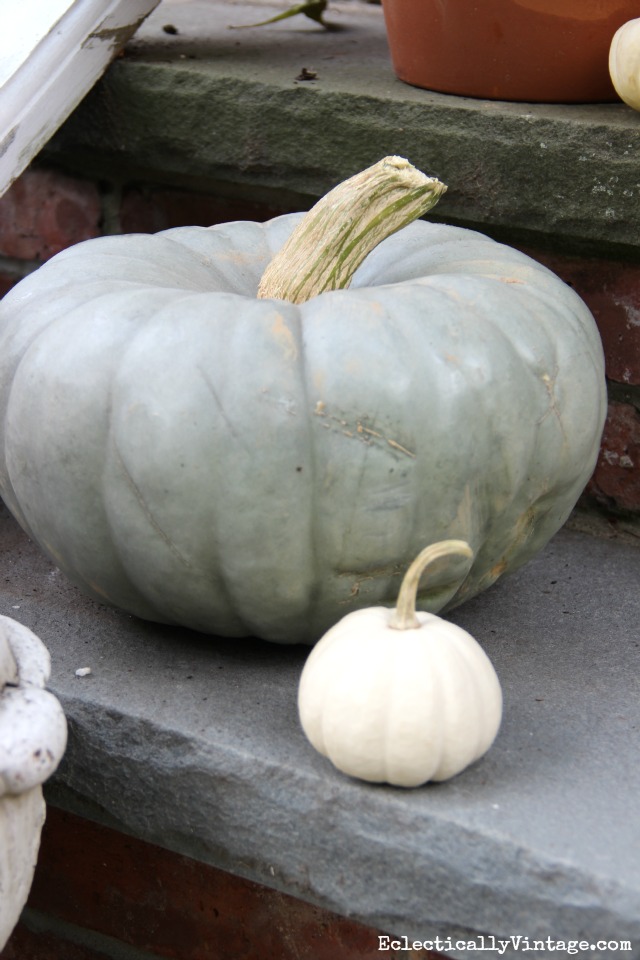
xmin=314 ymin=405 xmax=416 ymax=459
xmin=260 ymin=388 xmax=297 ymax=415
xmin=338 ymin=434 xmax=372 ymax=563
xmin=386 ymin=438 xmax=416 ymax=459
xmin=337 ymin=564 xmax=404 ymax=604
xmin=340 ymin=576 xmax=373 ymax=601
xmin=87 ymin=579 xmax=118 ymax=603
xmin=476 ymin=507 xmax=536 ymax=593
xmin=538 ymin=368 xmax=568 ymax=444
xmin=111 ymin=442 xmax=192 ymax=568
xmin=357 ymin=424 xmax=382 ymax=439
xmin=197 ymin=366 xmax=251 ymax=452
xmin=490 ymin=559 xmax=508 ymax=579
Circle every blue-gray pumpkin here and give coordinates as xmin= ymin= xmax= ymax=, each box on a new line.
xmin=0 ymin=165 xmax=606 ymax=642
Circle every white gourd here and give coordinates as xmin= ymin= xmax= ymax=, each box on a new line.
xmin=298 ymin=540 xmax=502 ymax=788
xmin=609 ymin=18 xmax=640 ymax=110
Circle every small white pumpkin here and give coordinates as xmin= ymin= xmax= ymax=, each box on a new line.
xmin=609 ymin=18 xmax=640 ymax=110
xmin=298 ymin=540 xmax=502 ymax=787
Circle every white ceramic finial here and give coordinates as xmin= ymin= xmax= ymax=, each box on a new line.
xmin=0 ymin=616 xmax=67 ymax=950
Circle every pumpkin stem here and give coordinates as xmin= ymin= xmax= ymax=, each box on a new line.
xmin=389 ymin=539 xmax=474 ymax=631
xmin=257 ymin=156 xmax=447 ymax=304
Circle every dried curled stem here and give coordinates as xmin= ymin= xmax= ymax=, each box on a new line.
xmin=389 ymin=540 xmax=474 ymax=631
xmin=257 ymin=156 xmax=447 ymax=304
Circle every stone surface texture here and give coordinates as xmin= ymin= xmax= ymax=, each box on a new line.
xmin=0 ymin=504 xmax=638 ymax=957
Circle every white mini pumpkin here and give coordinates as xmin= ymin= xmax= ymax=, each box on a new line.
xmin=298 ymin=540 xmax=502 ymax=787
xmin=609 ymin=18 xmax=640 ymax=110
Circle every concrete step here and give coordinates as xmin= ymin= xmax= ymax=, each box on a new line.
xmin=1 ymin=503 xmax=638 ymax=955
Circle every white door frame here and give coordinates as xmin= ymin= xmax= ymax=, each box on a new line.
xmin=0 ymin=0 xmax=160 ymax=196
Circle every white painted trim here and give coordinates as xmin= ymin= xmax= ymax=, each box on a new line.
xmin=0 ymin=0 xmax=160 ymax=196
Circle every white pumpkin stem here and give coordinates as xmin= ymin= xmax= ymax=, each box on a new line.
xmin=390 ymin=539 xmax=474 ymax=631
xmin=257 ymin=156 xmax=447 ymax=304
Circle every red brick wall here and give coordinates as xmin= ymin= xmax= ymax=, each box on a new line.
xmin=1 ymin=807 xmax=439 ymax=960
xmin=0 ymin=164 xmax=638 ymax=520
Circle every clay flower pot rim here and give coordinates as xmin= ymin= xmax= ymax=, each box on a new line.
xmin=382 ymin=0 xmax=639 ymax=103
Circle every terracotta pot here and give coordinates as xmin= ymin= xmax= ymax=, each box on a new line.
xmin=382 ymin=0 xmax=639 ymax=102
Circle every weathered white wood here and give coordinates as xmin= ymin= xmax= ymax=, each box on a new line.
xmin=0 ymin=0 xmax=160 ymax=196
xmin=0 ymin=1 xmax=75 ymax=88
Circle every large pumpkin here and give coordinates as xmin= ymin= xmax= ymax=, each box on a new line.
xmin=0 ymin=160 xmax=606 ymax=643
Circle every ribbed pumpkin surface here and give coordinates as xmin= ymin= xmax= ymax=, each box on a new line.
xmin=0 ymin=216 xmax=606 ymax=642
